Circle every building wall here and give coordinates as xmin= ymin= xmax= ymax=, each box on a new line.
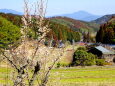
xmin=103 ymin=54 xmax=115 ymax=62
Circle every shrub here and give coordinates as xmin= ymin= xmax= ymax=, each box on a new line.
xmin=86 ymin=53 xmax=96 ymax=66
xmin=77 ymin=46 xmax=87 ymax=51
xmin=56 ymin=62 xmax=61 ymax=68
xmin=96 ymin=59 xmax=105 ymax=66
xmin=74 ymin=50 xmax=96 ymax=66
xmin=56 ymin=62 xmax=70 ymax=67
xmin=65 ymin=41 xmax=71 ymax=46
xmin=104 ymin=62 xmax=112 ymax=65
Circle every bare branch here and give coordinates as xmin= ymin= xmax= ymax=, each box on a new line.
xmin=1 ymin=50 xmax=19 ymax=72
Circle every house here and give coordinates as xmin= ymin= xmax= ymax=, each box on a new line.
xmin=58 ymin=40 xmax=65 ymax=48
xmin=88 ymin=46 xmax=115 ymax=62
xmin=77 ymin=42 xmax=86 ymax=46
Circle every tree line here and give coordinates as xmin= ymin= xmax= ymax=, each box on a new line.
xmin=96 ymin=16 xmax=115 ymax=44
xmin=47 ymin=20 xmax=81 ymax=42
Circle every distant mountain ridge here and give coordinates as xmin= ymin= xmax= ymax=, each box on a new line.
xmin=58 ymin=11 xmax=102 ymax=22
xmin=92 ymin=14 xmax=115 ymax=24
xmin=0 ymin=9 xmax=23 ymax=15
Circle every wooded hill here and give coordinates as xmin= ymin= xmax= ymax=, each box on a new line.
xmin=47 ymin=20 xmax=81 ymax=42
xmin=0 ymin=16 xmax=21 ymax=49
xmin=0 ymin=13 xmax=81 ymax=43
xmin=92 ymin=14 xmax=115 ymax=24
xmin=96 ymin=16 xmax=115 ymax=44
xmin=0 ymin=13 xmax=22 ymax=27
xmin=49 ymin=16 xmax=100 ymax=33
xmin=0 ymin=13 xmax=100 ymax=34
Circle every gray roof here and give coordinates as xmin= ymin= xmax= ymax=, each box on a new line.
xmin=95 ymin=46 xmax=115 ymax=54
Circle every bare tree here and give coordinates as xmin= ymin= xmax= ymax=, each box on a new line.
xmin=0 ymin=0 xmax=63 ymax=86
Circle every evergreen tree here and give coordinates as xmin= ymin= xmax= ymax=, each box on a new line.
xmin=0 ymin=16 xmax=21 ymax=49
xmin=96 ymin=17 xmax=115 ymax=44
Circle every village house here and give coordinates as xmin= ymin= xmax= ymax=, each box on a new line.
xmin=88 ymin=46 xmax=115 ymax=63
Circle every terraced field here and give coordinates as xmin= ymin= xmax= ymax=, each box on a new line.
xmin=0 ymin=65 xmax=115 ymax=86
xmin=50 ymin=66 xmax=115 ymax=86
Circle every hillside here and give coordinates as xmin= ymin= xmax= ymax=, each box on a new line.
xmin=0 ymin=16 xmax=21 ymax=49
xmin=0 ymin=13 xmax=100 ymax=43
xmin=0 ymin=13 xmax=81 ymax=42
xmin=0 ymin=13 xmax=100 ymax=33
xmin=96 ymin=16 xmax=115 ymax=44
xmin=0 ymin=13 xmax=22 ymax=27
xmin=47 ymin=20 xmax=81 ymax=42
xmin=49 ymin=16 xmax=100 ymax=33
xmin=92 ymin=14 xmax=115 ymax=24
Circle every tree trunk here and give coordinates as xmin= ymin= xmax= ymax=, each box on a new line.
xmin=29 ymin=62 xmax=40 ymax=86
xmin=29 ymin=73 xmax=37 ymax=86
xmin=13 ymin=72 xmax=25 ymax=86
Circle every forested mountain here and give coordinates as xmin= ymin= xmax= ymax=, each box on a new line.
xmin=96 ymin=16 xmax=115 ymax=44
xmin=47 ymin=20 xmax=81 ymax=42
xmin=49 ymin=16 xmax=100 ymax=33
xmin=0 ymin=13 xmax=81 ymax=43
xmin=0 ymin=13 xmax=100 ymax=34
xmin=0 ymin=13 xmax=22 ymax=27
xmin=92 ymin=14 xmax=115 ymax=24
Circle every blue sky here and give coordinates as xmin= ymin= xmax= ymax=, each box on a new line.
xmin=0 ymin=0 xmax=115 ymax=16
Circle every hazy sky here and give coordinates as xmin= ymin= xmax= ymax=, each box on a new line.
xmin=0 ymin=0 xmax=115 ymax=16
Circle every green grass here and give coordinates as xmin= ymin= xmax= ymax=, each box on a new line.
xmin=0 ymin=67 xmax=13 ymax=85
xmin=0 ymin=65 xmax=115 ymax=86
xmin=50 ymin=66 xmax=115 ymax=86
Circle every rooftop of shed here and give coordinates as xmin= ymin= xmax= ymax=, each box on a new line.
xmin=95 ymin=46 xmax=115 ymax=54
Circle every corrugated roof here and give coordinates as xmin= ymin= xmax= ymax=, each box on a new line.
xmin=95 ymin=46 xmax=115 ymax=54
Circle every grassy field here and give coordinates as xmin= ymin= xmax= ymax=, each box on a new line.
xmin=49 ymin=66 xmax=115 ymax=86
xmin=0 ymin=65 xmax=115 ymax=86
